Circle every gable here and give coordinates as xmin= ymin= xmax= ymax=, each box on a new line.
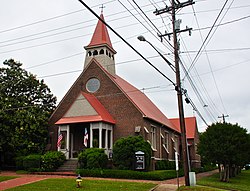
xmin=54 ymin=91 xmax=115 ymax=125
xmin=170 ymin=117 xmax=197 ymax=139
xmin=64 ymin=93 xmax=97 ymax=117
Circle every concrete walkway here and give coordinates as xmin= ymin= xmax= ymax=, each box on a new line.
xmin=0 ymin=170 xmax=218 ymax=191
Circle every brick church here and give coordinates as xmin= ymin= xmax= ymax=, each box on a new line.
xmin=48 ymin=13 xmax=200 ymax=169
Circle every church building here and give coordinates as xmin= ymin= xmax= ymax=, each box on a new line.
xmin=48 ymin=13 xmax=200 ymax=169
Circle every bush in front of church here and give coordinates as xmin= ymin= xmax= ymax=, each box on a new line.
xmin=112 ymin=136 xmax=151 ymax=170
xmin=78 ymin=148 xmax=108 ymax=169
xmin=41 ymin=151 xmax=66 ymax=171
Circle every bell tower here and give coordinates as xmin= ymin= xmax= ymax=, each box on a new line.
xmin=84 ymin=13 xmax=117 ymax=75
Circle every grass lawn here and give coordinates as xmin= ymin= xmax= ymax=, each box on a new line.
xmin=0 ymin=176 xmax=18 ymax=182
xmin=180 ymin=170 xmax=250 ymax=191
xmin=179 ymin=185 xmax=226 ymax=191
xmin=5 ymin=178 xmax=157 ymax=191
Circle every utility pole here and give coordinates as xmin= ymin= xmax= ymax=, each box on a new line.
xmin=154 ymin=0 xmax=194 ymax=186
xmin=218 ymin=114 xmax=229 ymax=123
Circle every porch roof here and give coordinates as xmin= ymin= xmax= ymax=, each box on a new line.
xmin=55 ymin=115 xmax=112 ymax=124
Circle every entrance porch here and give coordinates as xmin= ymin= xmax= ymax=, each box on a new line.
xmin=57 ymin=122 xmax=113 ymax=159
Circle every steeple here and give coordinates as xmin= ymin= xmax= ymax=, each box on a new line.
xmin=84 ymin=13 xmax=116 ymax=75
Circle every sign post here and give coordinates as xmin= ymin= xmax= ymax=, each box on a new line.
xmin=135 ymin=151 xmax=145 ymax=170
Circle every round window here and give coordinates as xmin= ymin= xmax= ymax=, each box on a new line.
xmin=86 ymin=78 xmax=100 ymax=93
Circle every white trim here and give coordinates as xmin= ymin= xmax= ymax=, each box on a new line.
xmin=160 ymin=133 xmax=164 ymax=139
xmin=151 ymin=146 xmax=157 ymax=152
xmin=163 ymin=144 xmax=169 ymax=153
xmin=144 ymin=126 xmax=149 ymax=133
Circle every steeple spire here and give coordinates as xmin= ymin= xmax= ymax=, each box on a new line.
xmin=84 ymin=13 xmax=116 ymax=75
xmin=86 ymin=14 xmax=114 ymax=52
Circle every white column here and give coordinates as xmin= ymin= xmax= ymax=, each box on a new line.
xmin=90 ymin=123 xmax=93 ymax=148
xmin=105 ymin=128 xmax=108 ymax=149
xmin=66 ymin=125 xmax=70 ymax=159
xmin=57 ymin=126 xmax=61 ymax=151
xmin=99 ymin=123 xmax=102 ymax=148
xmin=110 ymin=129 xmax=113 ymax=149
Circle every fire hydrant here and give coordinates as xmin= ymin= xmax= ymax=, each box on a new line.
xmin=76 ymin=174 xmax=82 ymax=188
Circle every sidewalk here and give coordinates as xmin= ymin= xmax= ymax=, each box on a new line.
xmin=0 ymin=171 xmax=75 ymax=190
xmin=153 ymin=169 xmax=219 ymax=191
xmin=0 ymin=169 xmax=218 ymax=191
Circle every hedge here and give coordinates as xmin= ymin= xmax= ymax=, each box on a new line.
xmin=76 ymin=169 xmax=183 ymax=181
xmin=155 ymin=160 xmax=176 ymax=170
xmin=78 ymin=148 xmax=108 ymax=169
xmin=15 ymin=151 xmax=66 ymax=172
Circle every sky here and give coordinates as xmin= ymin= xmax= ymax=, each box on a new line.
xmin=0 ymin=0 xmax=250 ymax=133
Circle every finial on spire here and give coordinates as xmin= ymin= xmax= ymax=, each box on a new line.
xmin=99 ymin=4 xmax=105 ymax=14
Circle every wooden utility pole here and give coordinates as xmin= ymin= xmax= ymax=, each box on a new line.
xmin=218 ymin=114 xmax=229 ymax=123
xmin=154 ymin=0 xmax=194 ymax=186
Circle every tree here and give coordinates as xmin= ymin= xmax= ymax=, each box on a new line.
xmin=113 ymin=136 xmax=151 ymax=170
xmin=0 ymin=59 xmax=56 ymax=160
xmin=198 ymin=122 xmax=250 ymax=182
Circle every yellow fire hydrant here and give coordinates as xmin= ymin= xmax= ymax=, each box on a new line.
xmin=76 ymin=174 xmax=82 ymax=188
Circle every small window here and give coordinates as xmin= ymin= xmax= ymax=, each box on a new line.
xmin=88 ymin=51 xmax=92 ymax=56
xmin=100 ymin=49 xmax=104 ymax=54
xmin=106 ymin=50 xmax=108 ymax=55
xmin=164 ymin=131 xmax=169 ymax=151
xmin=93 ymin=50 xmax=98 ymax=56
xmin=151 ymin=126 xmax=156 ymax=149
xmin=108 ymin=53 xmax=111 ymax=58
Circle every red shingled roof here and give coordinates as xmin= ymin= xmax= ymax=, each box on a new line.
xmin=111 ymin=74 xmax=180 ymax=132
xmin=55 ymin=92 xmax=115 ymax=125
xmin=169 ymin=117 xmax=197 ymax=139
xmin=87 ymin=13 xmax=114 ymax=51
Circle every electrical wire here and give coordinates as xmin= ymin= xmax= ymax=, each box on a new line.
xmin=0 ymin=0 xmax=116 ymax=34
xmin=185 ymin=0 xmax=230 ymax=76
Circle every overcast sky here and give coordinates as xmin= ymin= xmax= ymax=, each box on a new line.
xmin=1 ymin=0 xmax=250 ymax=133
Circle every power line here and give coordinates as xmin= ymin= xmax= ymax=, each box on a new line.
xmin=117 ymin=0 xmax=174 ymax=52
xmin=0 ymin=0 xmax=116 ymax=34
xmin=186 ymin=0 xmax=231 ymax=76
xmin=0 ymin=3 xmax=160 ymax=46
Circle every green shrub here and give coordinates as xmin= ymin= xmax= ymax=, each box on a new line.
xmin=78 ymin=148 xmax=108 ymax=169
xmin=22 ymin=154 xmax=41 ymax=171
xmin=15 ymin=156 xmax=26 ymax=170
xmin=155 ymin=160 xmax=176 ymax=170
xmin=41 ymin=151 xmax=65 ymax=171
xmin=112 ymin=136 xmax=151 ymax=170
xmin=76 ymin=169 xmax=182 ymax=180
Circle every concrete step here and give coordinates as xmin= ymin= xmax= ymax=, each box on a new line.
xmin=57 ymin=159 xmax=78 ymax=172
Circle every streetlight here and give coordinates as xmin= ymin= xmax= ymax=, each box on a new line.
xmin=138 ymin=35 xmax=190 ymax=185
xmin=137 ymin=36 xmax=175 ymax=72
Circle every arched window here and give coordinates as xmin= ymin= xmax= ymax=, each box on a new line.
xmin=106 ymin=50 xmax=108 ymax=55
xmin=100 ymin=49 xmax=104 ymax=54
xmin=93 ymin=50 xmax=98 ymax=56
xmin=108 ymin=53 xmax=111 ymax=58
xmin=88 ymin=51 xmax=92 ymax=56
